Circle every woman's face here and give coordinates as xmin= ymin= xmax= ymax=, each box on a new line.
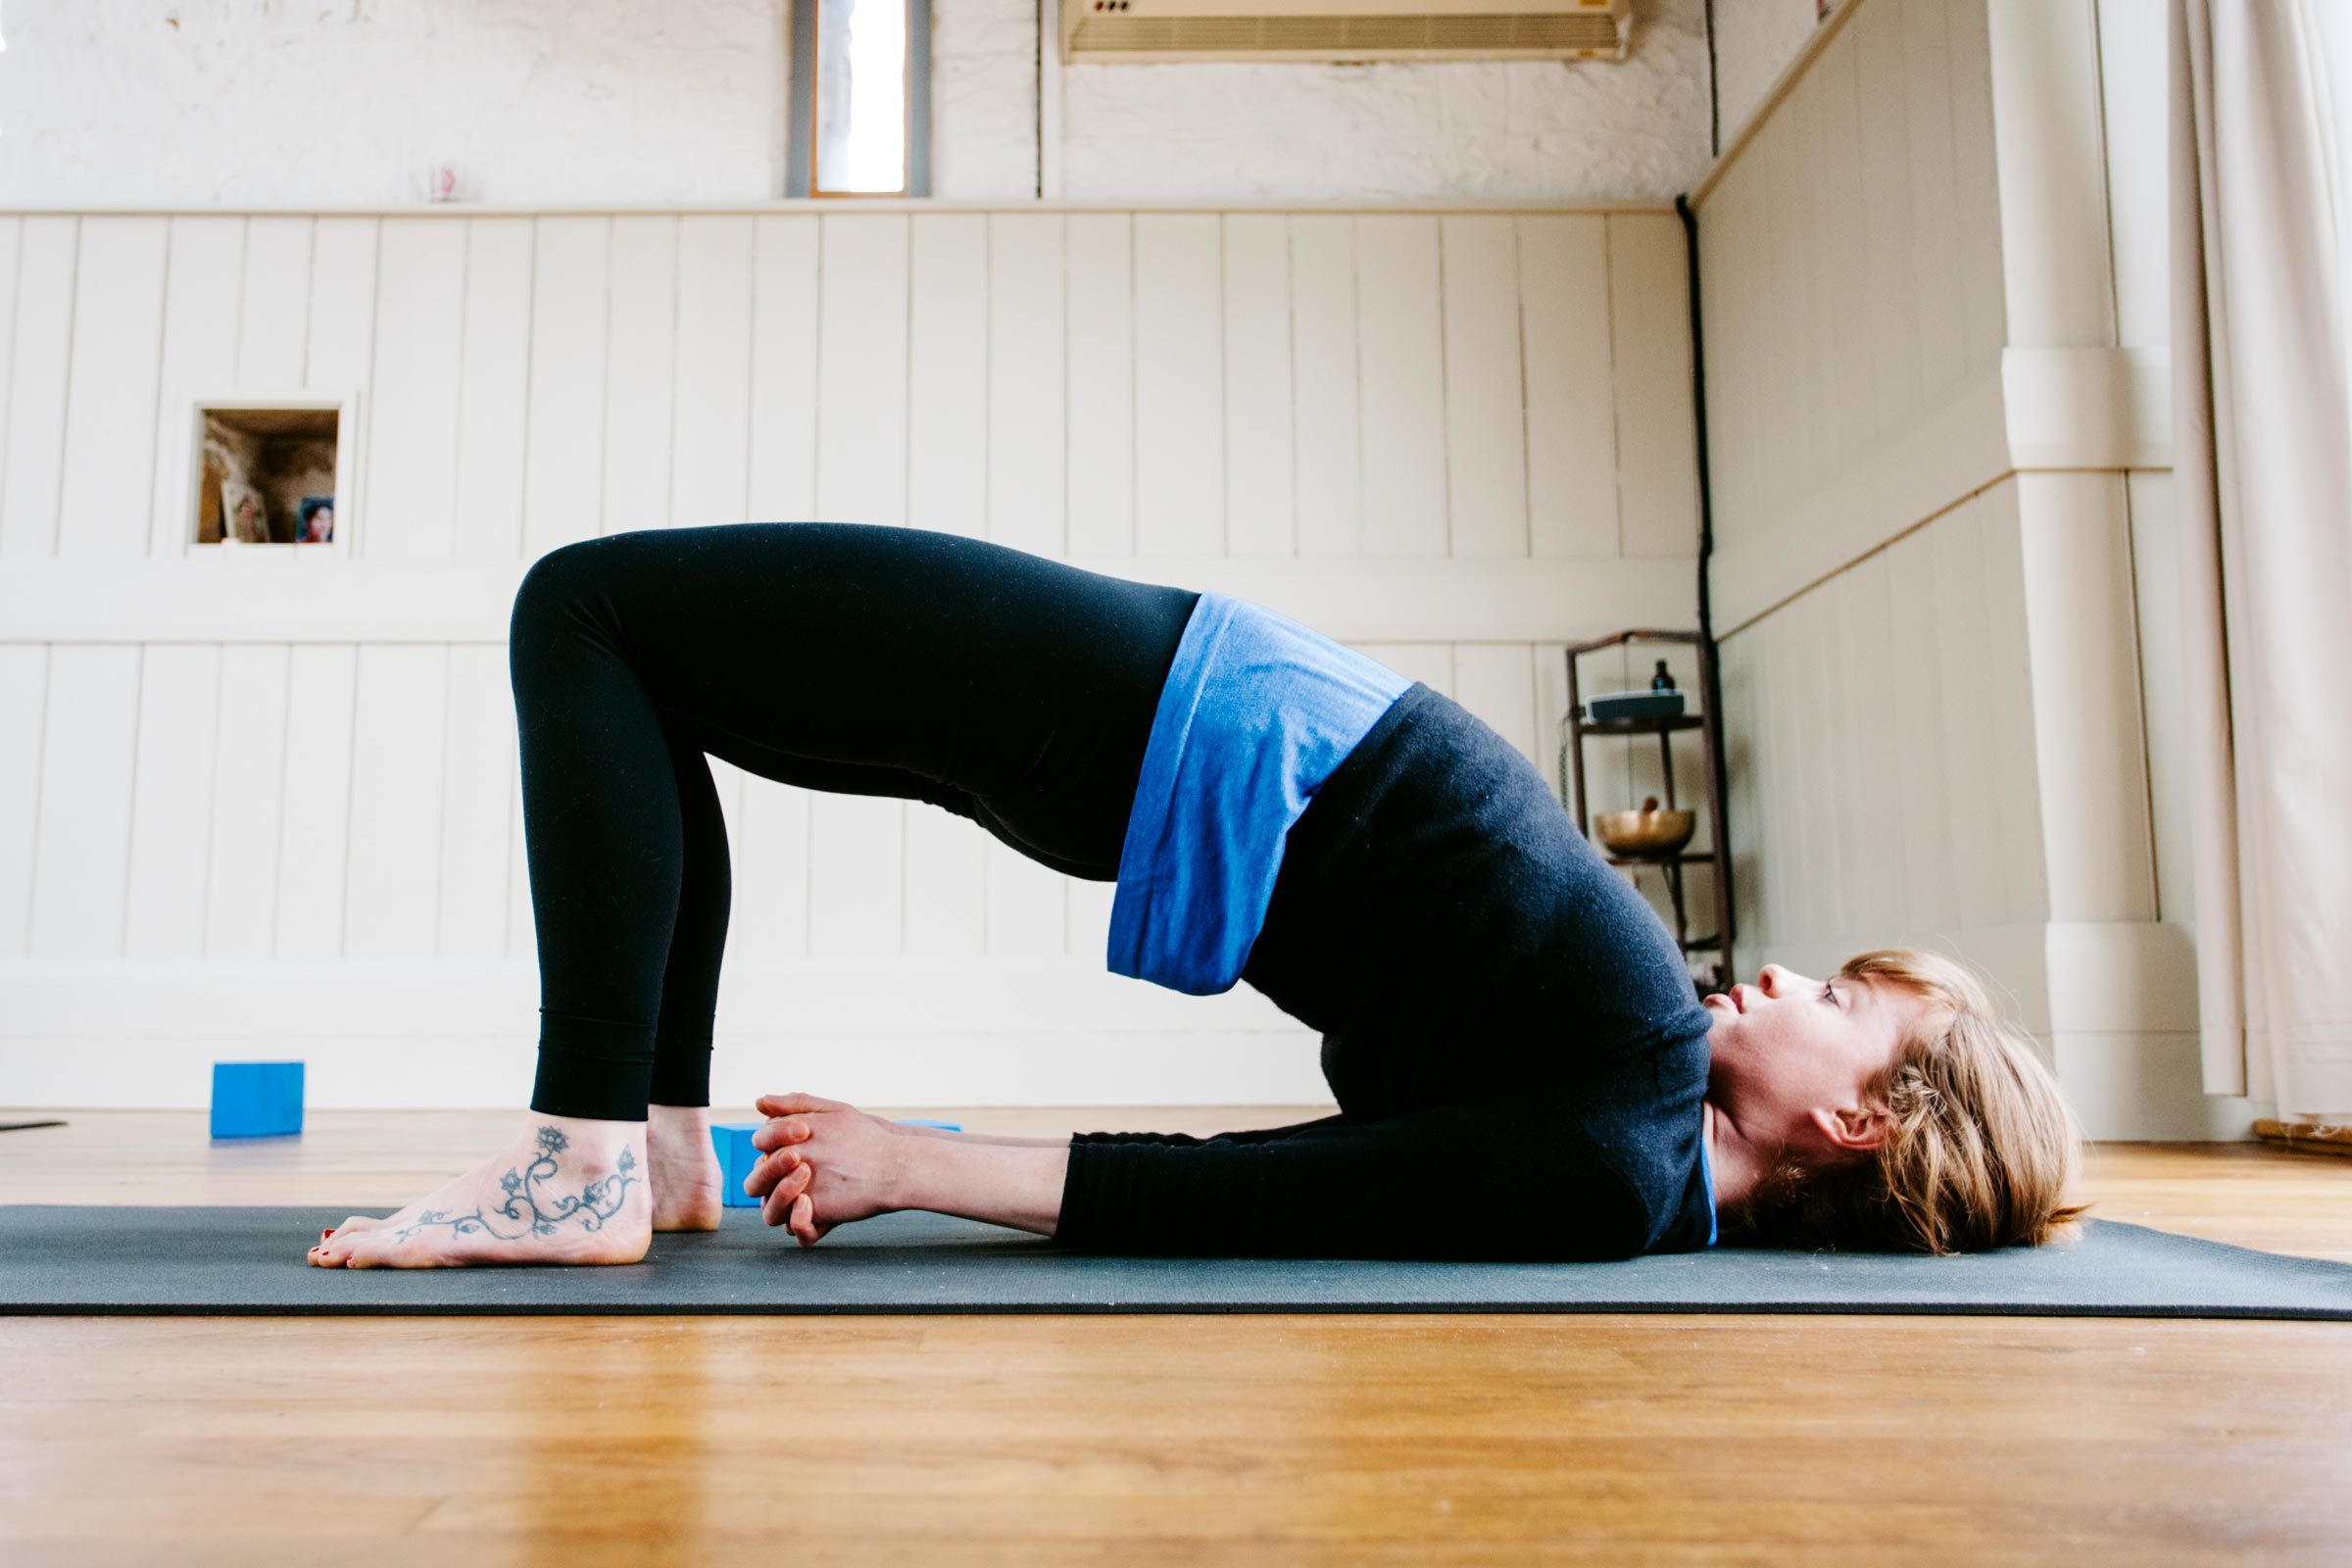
xmin=1703 ymin=963 xmax=1929 ymax=1155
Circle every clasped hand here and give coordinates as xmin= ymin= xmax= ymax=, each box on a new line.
xmin=742 ymin=1091 xmax=912 ymax=1247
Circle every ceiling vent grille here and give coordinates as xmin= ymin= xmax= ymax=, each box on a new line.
xmin=1060 ymin=0 xmax=1631 ymax=64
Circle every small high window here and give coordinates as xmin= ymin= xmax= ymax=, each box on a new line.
xmin=787 ymin=0 xmax=932 ymax=197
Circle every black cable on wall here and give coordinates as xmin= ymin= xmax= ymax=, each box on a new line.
xmin=1676 ymin=191 xmax=1736 ymax=977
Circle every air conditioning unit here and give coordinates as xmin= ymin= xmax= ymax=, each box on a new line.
xmin=1059 ymin=0 xmax=1631 ymax=65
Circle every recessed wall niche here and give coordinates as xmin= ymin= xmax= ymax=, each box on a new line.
xmin=193 ymin=405 xmax=342 ymax=547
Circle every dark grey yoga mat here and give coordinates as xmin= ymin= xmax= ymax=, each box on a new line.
xmin=3 ymin=1206 xmax=2349 ymax=1319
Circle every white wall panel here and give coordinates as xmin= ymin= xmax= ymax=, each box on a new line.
xmin=367 ymin=220 xmax=467 ymax=562
xmin=602 ymin=215 xmax=681 ymax=533
xmin=148 ymin=217 xmax=246 ymax=558
xmin=1064 ymin=213 xmax=1135 ymax=556
xmin=0 ymin=199 xmax=1704 ymax=1110
xmin=520 ymin=217 xmax=611 ymax=559
xmin=671 ymin=215 xmax=758 ymax=529
xmin=122 ymin=645 xmax=222 ymax=958
xmin=1519 ymin=216 xmax=1618 ymax=560
xmin=1289 ymin=215 xmax=1362 ymax=559
xmin=453 ymin=219 xmax=535 ymax=564
xmin=236 ymin=218 xmax=312 ymax=390
xmin=273 ymin=645 xmax=357 ymax=959
xmin=1221 ymin=214 xmax=1295 ymax=559
xmin=438 ymin=644 xmax=517 ymax=960
xmin=57 ymin=218 xmax=169 ymax=562
xmin=1607 ymin=216 xmax=1702 ymax=560
xmin=1133 ymin=214 xmax=1225 ymax=558
xmin=1439 ymin=217 xmax=1529 ymax=561
xmin=1 ymin=218 xmax=77 ymax=561
xmin=1352 ymin=216 xmax=1447 ymax=558
xmin=27 ymin=644 xmax=140 ymax=958
xmin=985 ymin=214 xmax=1066 ymax=557
xmin=0 ymin=648 xmax=48 ymax=958
xmin=204 ymin=645 xmax=289 ymax=961
xmin=0 ymin=219 xmax=21 ymax=525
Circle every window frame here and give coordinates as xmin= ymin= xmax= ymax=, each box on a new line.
xmin=786 ymin=0 xmax=933 ymax=199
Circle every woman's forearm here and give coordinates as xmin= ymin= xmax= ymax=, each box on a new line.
xmin=895 ymin=1136 xmax=1070 ymax=1237
xmin=896 ymin=1125 xmax=1067 ymax=1148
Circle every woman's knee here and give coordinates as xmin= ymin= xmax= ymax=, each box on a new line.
xmin=511 ymin=536 xmax=631 ymax=645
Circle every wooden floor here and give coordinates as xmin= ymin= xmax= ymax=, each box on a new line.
xmin=2 ymin=1110 xmax=2348 ymax=1566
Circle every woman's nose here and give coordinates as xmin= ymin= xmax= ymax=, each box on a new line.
xmin=1757 ymin=963 xmax=1786 ymax=997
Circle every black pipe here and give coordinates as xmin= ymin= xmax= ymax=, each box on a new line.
xmin=1675 ymin=190 xmax=1735 ymax=982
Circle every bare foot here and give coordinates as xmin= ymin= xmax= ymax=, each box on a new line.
xmin=647 ymin=1103 xmax=724 ymax=1233
xmin=308 ymin=1113 xmax=649 ymax=1268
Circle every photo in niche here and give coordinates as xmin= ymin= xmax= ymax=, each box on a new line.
xmin=298 ymin=497 xmax=335 ymax=543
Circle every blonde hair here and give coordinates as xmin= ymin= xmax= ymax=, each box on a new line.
xmin=1725 ymin=948 xmax=2092 ymax=1253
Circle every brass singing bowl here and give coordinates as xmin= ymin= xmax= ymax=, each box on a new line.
xmin=1592 ymin=807 xmax=1696 ymax=858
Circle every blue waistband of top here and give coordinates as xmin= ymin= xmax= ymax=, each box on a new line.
xmin=1106 ymin=591 xmax=1412 ymax=997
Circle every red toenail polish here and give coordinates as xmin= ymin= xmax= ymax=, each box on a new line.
xmin=321 ymin=1228 xmax=334 ymax=1240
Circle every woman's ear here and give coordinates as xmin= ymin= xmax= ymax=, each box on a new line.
xmin=1808 ymin=1103 xmax=1891 ymax=1154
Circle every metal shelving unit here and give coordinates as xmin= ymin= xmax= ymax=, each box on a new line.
xmin=1558 ymin=629 xmax=1734 ymax=996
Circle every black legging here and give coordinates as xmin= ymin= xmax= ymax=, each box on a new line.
xmin=507 ymin=521 xmax=1201 ymax=1121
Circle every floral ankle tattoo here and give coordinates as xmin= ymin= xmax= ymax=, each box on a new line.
xmin=396 ymin=1126 xmax=640 ymax=1241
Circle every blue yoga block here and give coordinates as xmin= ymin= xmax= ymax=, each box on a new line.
xmin=894 ymin=1118 xmax=962 ymax=1132
xmin=710 ymin=1123 xmax=762 ymax=1208
xmin=210 ymin=1061 xmax=304 ymax=1139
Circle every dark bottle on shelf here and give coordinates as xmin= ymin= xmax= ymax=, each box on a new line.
xmin=1650 ymin=660 xmax=1677 ymax=694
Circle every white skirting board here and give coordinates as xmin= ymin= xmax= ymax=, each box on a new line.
xmin=0 ymin=957 xmax=1334 ymax=1110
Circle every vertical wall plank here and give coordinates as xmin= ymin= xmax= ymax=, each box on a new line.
xmin=907 ymin=213 xmax=989 ymax=539
xmin=367 ymin=219 xmax=468 ymax=562
xmin=344 ymin=645 xmax=451 ymax=958
xmin=1519 ymin=216 xmax=1619 ymax=560
xmin=0 ymin=648 xmax=48 ymax=957
xmin=1353 ymin=216 xmax=1448 ymax=557
xmin=28 ymin=644 xmax=140 ymax=958
xmin=123 ymin=645 xmax=221 ymax=958
xmin=1948 ymin=0 xmax=2010 ymax=368
xmin=2125 ymin=471 xmax=2195 ymax=925
xmin=57 ymin=218 xmax=169 ymax=561
xmin=521 ymin=217 xmax=611 ymax=560
xmin=1755 ymin=115 xmax=1803 ymax=523
xmin=1291 ymin=216 xmax=1362 ymax=557
xmin=601 ymin=215 xmax=681 ymax=533
xmin=1454 ymin=644 xmax=1540 ymax=772
xmin=1929 ymin=497 xmax=2006 ymax=933
xmin=1439 ymin=217 xmax=1529 ymax=560
xmin=237 ymin=218 xmax=312 ymax=388
xmin=1607 ymin=215 xmax=1702 ymax=560
xmin=1978 ymin=482 xmax=2053 ymax=928
xmin=1133 ymin=213 xmax=1225 ymax=557
xmin=808 ymin=214 xmax=910 ymax=958
xmin=1221 ymin=213 xmax=1295 ymax=558
xmin=307 ymin=218 xmax=378 ymax=393
xmin=1 ymin=218 xmax=78 ymax=560
xmin=1814 ymin=28 xmax=1870 ymax=482
xmin=452 ymin=219 xmax=535 ymax=564
xmin=1903 ymin=0 xmax=1967 ymax=401
xmin=747 ymin=216 xmax=820 ymax=523
xmin=438 ymin=644 xmax=516 ymax=959
xmin=1854 ymin=0 xmax=1923 ymax=438
xmin=0 ymin=218 xmax=21 ymax=517
xmin=147 ymin=217 xmax=246 ymax=557
xmin=1065 ymin=212 xmax=1134 ymax=557
xmin=987 ymin=213 xmax=1067 ymax=557
xmin=1360 ymin=641 xmax=1453 ymax=698
xmin=274 ymin=645 xmax=358 ymax=959
xmin=906 ymin=214 xmax=992 ymax=956
xmin=723 ymin=777 xmax=812 ymax=969
xmin=671 ymin=216 xmax=757 ymax=529
xmin=204 ymin=645 xmax=289 ymax=960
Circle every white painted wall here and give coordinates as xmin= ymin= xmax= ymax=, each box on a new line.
xmin=0 ymin=0 xmax=1731 ymax=206
xmin=1692 ymin=0 xmax=2253 ymax=1140
xmin=0 ymin=200 xmax=1705 ymax=1109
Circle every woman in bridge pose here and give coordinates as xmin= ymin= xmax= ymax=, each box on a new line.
xmin=308 ymin=521 xmax=2085 ymax=1269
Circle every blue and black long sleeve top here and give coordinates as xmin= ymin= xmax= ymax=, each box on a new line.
xmin=1059 ymin=592 xmax=1718 ymax=1261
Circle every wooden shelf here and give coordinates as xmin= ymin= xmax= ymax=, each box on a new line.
xmin=1599 ymin=849 xmax=1715 ymax=867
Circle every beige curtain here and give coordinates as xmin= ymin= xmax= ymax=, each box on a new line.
xmin=2171 ymin=0 xmax=2352 ymax=1117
